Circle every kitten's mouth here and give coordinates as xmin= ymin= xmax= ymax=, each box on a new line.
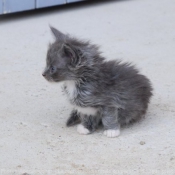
xmin=42 ymin=73 xmax=63 ymax=83
xmin=44 ymin=77 xmax=62 ymax=83
xmin=43 ymin=76 xmax=55 ymax=82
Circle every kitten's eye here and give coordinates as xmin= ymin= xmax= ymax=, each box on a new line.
xmin=50 ymin=66 xmax=56 ymax=73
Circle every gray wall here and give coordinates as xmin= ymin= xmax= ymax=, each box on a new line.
xmin=36 ymin=0 xmax=66 ymax=8
xmin=0 ymin=1 xmax=2 ymax=14
xmin=67 ymin=0 xmax=82 ymax=2
xmin=0 ymin=0 xmax=84 ymax=14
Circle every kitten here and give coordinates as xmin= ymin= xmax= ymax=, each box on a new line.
xmin=42 ymin=27 xmax=153 ymax=138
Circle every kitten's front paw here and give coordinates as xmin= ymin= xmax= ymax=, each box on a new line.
xmin=103 ymin=129 xmax=120 ymax=138
xmin=77 ymin=124 xmax=90 ymax=135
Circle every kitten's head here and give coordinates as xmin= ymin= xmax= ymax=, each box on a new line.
xmin=42 ymin=27 xmax=103 ymax=82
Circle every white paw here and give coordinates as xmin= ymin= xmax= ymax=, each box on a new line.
xmin=103 ymin=129 xmax=120 ymax=138
xmin=77 ymin=124 xmax=90 ymax=135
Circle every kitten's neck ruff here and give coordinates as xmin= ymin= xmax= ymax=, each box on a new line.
xmin=64 ymin=80 xmax=77 ymax=103
xmin=63 ymin=80 xmax=97 ymax=116
xmin=63 ymin=79 xmax=87 ymax=103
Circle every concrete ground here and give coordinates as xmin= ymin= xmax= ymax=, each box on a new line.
xmin=0 ymin=0 xmax=175 ymax=174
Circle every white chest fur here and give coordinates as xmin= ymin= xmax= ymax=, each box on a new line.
xmin=64 ymin=80 xmax=77 ymax=101
xmin=64 ymin=80 xmax=97 ymax=116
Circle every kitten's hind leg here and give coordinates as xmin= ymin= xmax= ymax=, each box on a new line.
xmin=102 ymin=107 xmax=120 ymax=138
xmin=77 ymin=114 xmax=101 ymax=135
xmin=66 ymin=110 xmax=81 ymax=127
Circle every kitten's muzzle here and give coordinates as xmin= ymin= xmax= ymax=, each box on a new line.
xmin=42 ymin=73 xmax=46 ymax=77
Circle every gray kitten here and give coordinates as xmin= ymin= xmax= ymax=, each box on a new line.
xmin=42 ymin=27 xmax=153 ymax=138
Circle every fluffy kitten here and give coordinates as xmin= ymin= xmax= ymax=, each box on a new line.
xmin=42 ymin=27 xmax=153 ymax=138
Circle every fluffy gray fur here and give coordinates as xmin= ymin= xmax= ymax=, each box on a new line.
xmin=43 ymin=27 xmax=153 ymax=137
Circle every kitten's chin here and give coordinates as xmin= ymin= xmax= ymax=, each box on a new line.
xmin=44 ymin=76 xmax=66 ymax=83
xmin=53 ymin=79 xmax=64 ymax=82
xmin=48 ymin=78 xmax=63 ymax=83
xmin=44 ymin=77 xmax=55 ymax=83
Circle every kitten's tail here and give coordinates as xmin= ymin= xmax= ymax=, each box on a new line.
xmin=66 ymin=110 xmax=81 ymax=127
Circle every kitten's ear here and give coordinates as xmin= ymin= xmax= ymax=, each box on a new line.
xmin=63 ymin=44 xmax=80 ymax=67
xmin=50 ymin=26 xmax=66 ymax=42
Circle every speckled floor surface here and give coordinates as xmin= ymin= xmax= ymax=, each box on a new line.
xmin=0 ymin=0 xmax=175 ymax=174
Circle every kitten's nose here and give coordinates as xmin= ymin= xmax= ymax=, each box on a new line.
xmin=42 ymin=73 xmax=46 ymax=77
